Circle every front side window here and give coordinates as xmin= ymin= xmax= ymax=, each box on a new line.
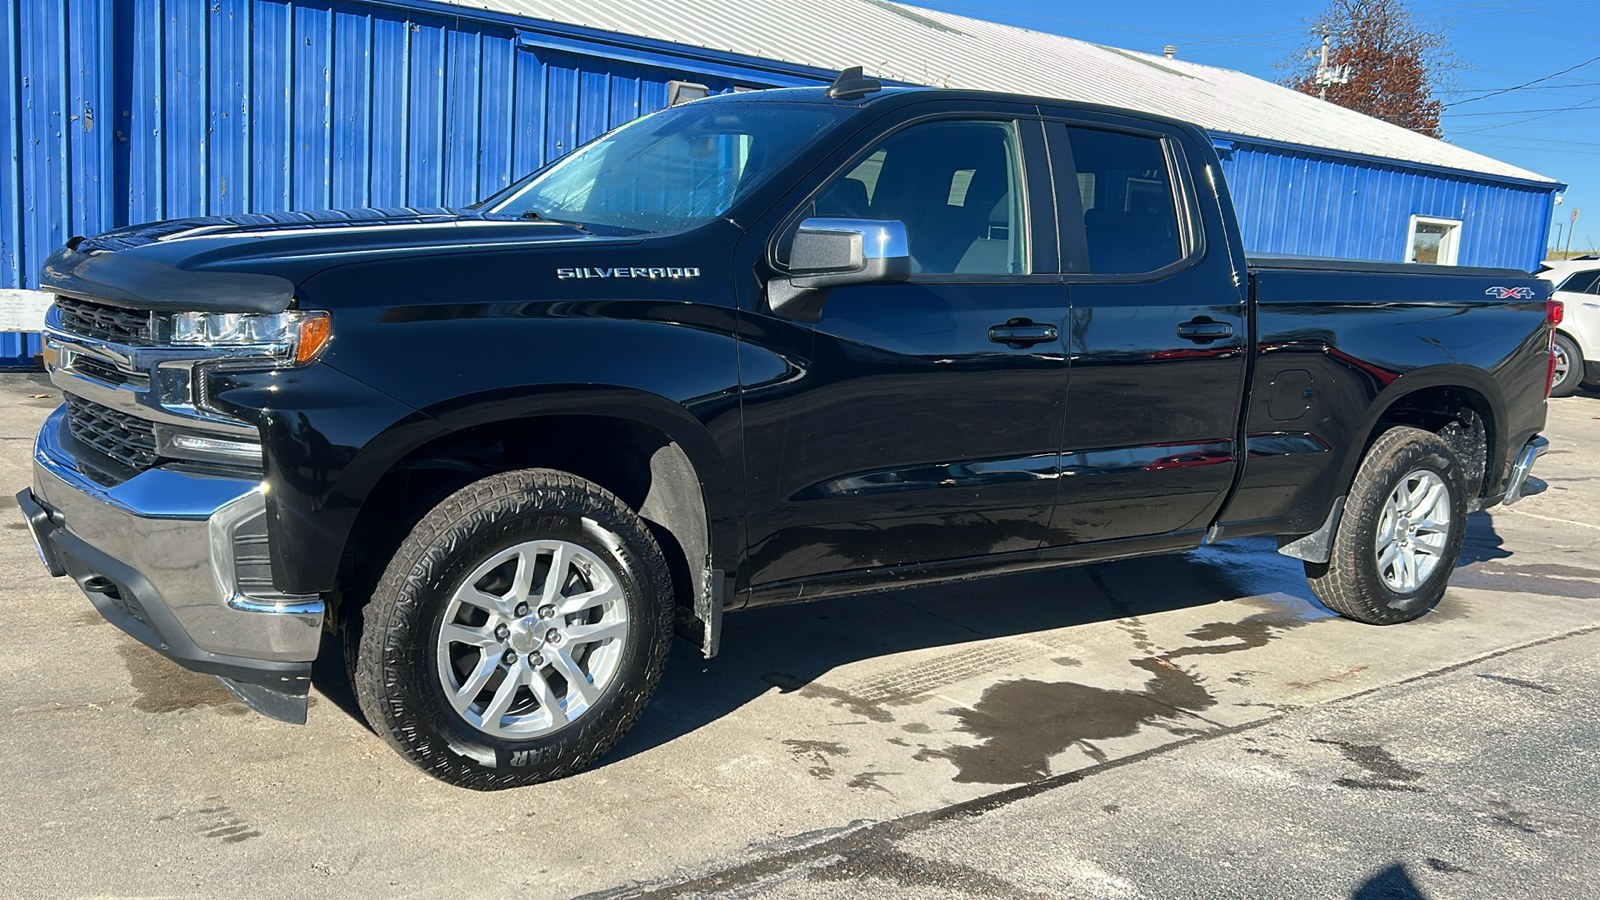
xmin=1055 ymin=126 xmax=1185 ymax=275
xmin=801 ymin=120 xmax=1027 ymax=275
xmin=485 ymin=102 xmax=847 ymax=234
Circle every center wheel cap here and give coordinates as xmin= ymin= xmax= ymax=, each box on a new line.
xmin=506 ymin=620 xmax=544 ymax=654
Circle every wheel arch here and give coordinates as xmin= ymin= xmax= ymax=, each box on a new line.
xmin=1343 ymin=365 xmax=1506 ymax=506
xmin=331 ymin=385 xmax=737 ymax=657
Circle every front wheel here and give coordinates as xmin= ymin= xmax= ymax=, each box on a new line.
xmin=354 ymin=469 xmax=673 ymax=789
xmin=1305 ymin=426 xmax=1468 ymax=625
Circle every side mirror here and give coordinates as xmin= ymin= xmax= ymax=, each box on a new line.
xmin=769 ymin=218 xmax=911 ymax=323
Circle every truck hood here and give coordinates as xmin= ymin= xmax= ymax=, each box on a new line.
xmin=40 ymin=208 xmax=608 ymax=314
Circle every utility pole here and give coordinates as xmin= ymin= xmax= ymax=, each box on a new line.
xmin=1566 ymin=208 xmax=1580 ymax=259
xmin=1313 ymin=31 xmax=1351 ymax=100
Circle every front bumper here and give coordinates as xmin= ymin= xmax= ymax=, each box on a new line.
xmin=22 ymin=406 xmax=323 ymax=722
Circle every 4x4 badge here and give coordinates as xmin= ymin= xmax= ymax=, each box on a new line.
xmin=1485 ymin=286 xmax=1536 ymax=299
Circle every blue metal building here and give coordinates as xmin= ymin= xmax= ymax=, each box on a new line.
xmin=0 ymin=0 xmax=1564 ymax=364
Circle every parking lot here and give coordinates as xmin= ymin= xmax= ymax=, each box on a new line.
xmin=3 ymin=372 xmax=1598 ymax=899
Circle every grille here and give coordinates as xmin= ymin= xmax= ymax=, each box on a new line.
xmin=56 ymin=297 xmax=154 ymax=345
xmin=71 ymin=355 xmax=128 ymax=385
xmin=65 ymin=395 xmax=161 ymax=471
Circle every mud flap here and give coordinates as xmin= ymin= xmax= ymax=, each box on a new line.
xmin=1277 ymin=497 xmax=1345 ymax=564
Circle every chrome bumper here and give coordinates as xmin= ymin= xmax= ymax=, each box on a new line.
xmin=1501 ymin=435 xmax=1550 ymax=506
xmin=23 ymin=406 xmax=322 ymax=721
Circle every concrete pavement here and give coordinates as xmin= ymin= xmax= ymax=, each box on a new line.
xmin=1 ymin=372 xmax=1597 ymax=899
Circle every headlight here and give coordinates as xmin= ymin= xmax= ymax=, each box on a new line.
xmin=153 ymin=425 xmax=264 ymax=466
xmin=170 ymin=310 xmax=331 ymax=365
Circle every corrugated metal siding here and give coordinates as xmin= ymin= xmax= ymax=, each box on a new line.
xmin=0 ymin=0 xmax=1562 ymax=367
xmin=1219 ymin=140 xmax=1552 ymax=271
xmin=0 ymin=0 xmax=758 ymax=351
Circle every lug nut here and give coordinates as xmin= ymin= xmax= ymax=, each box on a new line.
xmin=538 ymin=604 xmax=556 ymax=620
xmin=502 ymin=649 xmax=518 ymax=666
xmin=546 ymin=629 xmax=562 ymax=645
xmin=494 ymin=624 xmax=510 ymax=641
xmin=529 ymin=652 xmax=544 ymax=667
xmin=515 ymin=602 xmax=530 ymax=617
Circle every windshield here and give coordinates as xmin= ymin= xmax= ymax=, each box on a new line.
xmin=485 ymin=101 xmax=848 ymax=233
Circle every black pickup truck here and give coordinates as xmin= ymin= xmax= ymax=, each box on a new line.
xmin=19 ymin=74 xmax=1556 ymax=789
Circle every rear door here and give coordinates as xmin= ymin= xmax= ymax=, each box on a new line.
xmin=737 ymin=103 xmax=1071 ymax=589
xmin=1039 ymin=112 xmax=1249 ymax=546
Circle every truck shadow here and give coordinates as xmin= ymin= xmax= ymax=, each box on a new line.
xmin=308 ymin=513 xmax=1553 ymax=756
xmin=608 ymin=535 xmax=1329 ymax=766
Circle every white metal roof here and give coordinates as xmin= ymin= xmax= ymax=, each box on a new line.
xmin=434 ymin=0 xmax=1555 ymax=185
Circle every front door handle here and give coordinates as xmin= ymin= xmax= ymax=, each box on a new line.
xmin=1176 ymin=317 xmax=1233 ymax=343
xmin=989 ymin=318 xmax=1058 ymax=348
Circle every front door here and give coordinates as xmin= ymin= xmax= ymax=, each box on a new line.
xmin=739 ymin=112 xmax=1070 ymax=588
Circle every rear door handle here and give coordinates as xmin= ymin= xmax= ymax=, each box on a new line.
xmin=1176 ymin=317 xmax=1233 ymax=343
xmin=989 ymin=318 xmax=1058 ymax=347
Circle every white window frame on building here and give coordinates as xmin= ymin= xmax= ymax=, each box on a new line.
xmin=1406 ymin=215 xmax=1463 ymax=266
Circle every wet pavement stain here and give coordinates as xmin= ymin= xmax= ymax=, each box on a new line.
xmin=919 ymin=655 xmax=1218 ymax=784
xmin=116 ymin=643 xmax=250 ymax=715
xmin=178 ymin=796 xmax=263 ymax=844
xmin=1487 ymin=800 xmax=1539 ymax=834
xmin=763 ymin=673 xmax=893 ymax=723
xmin=1312 ymin=738 xmax=1425 ymax=792
xmin=783 ymin=739 xmax=849 ymax=779
xmin=846 ymin=770 xmax=899 ymax=794
xmin=805 ymin=843 xmax=1050 ymax=898
xmin=1165 ymin=611 xmax=1314 ymax=660
xmin=1286 ymin=665 xmax=1369 ymax=690
xmin=1478 ymin=673 xmax=1561 ymax=695
xmin=1425 ymin=857 xmax=1474 ymax=874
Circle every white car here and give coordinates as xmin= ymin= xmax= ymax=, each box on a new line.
xmin=1539 ymin=257 xmax=1600 ymax=397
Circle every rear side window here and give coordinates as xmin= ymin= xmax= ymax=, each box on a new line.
xmin=1556 ymin=269 xmax=1600 ymax=295
xmin=1051 ymin=126 xmax=1184 ymax=275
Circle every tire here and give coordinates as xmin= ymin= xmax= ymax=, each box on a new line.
xmin=1304 ymin=426 xmax=1468 ymax=625
xmin=354 ymin=469 xmax=673 ymax=790
xmin=1551 ymin=332 xmax=1583 ymax=398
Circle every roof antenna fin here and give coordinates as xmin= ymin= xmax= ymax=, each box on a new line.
xmin=827 ymin=66 xmax=882 ymax=101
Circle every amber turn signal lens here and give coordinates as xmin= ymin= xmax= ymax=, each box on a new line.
xmin=295 ymin=312 xmax=332 ymax=365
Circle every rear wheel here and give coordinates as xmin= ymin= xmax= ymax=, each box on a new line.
xmin=1551 ymin=332 xmax=1582 ymax=398
xmin=354 ymin=469 xmax=673 ymax=790
xmin=1305 ymin=427 xmax=1467 ymax=624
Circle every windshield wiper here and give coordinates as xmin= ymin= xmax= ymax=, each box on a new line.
xmin=520 ymin=210 xmax=592 ymax=234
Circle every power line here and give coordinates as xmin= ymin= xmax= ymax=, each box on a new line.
xmin=1449 ymin=54 xmax=1600 ymax=105
xmin=1447 ymin=102 xmax=1600 ymax=117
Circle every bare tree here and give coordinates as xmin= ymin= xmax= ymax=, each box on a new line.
xmin=1282 ymin=0 xmax=1449 ymax=139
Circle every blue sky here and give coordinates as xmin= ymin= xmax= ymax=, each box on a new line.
xmin=903 ymin=0 xmax=1600 ymax=254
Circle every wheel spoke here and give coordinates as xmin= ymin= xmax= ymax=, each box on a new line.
xmin=451 ymin=653 xmax=499 ymax=714
xmin=549 ymin=649 xmax=599 ymax=705
xmin=459 ymin=587 xmax=509 ymax=616
xmin=1377 ymin=541 xmax=1400 ymax=574
xmin=558 ymin=582 xmax=622 ymax=616
xmin=539 ymin=543 xmax=571 ymax=605
xmin=509 ymin=548 xmax=533 ymax=607
xmin=1399 ymin=545 xmax=1418 ymax=591
xmin=440 ymin=621 xmax=499 ymax=648
xmin=481 ymin=660 xmax=526 ymax=724
xmin=565 ymin=618 xmax=627 ymax=645
xmin=1413 ymin=481 xmax=1445 ymax=517
xmin=528 ymin=666 xmax=568 ymax=726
